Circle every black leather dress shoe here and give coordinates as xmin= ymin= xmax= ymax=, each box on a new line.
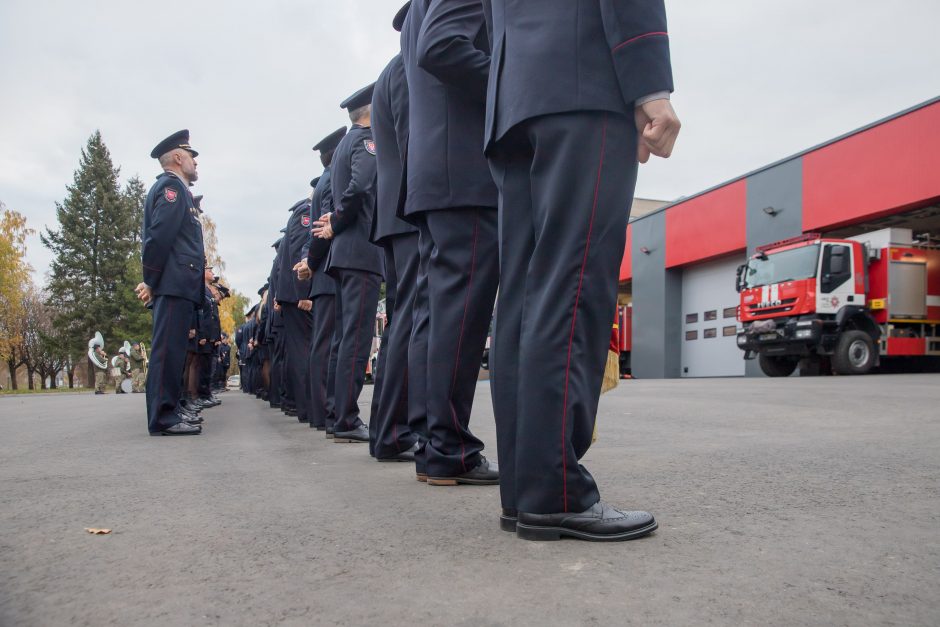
xmin=270 ymin=402 xmax=281 ymax=409
xmin=326 ymin=428 xmax=334 ymax=439
xmin=150 ymin=421 xmax=202 ymax=436
xmin=516 ymin=501 xmax=657 ymax=542
xmin=500 ymin=508 xmax=518 ymax=532
xmin=284 ymin=409 xmax=298 ymax=417
xmin=297 ymin=415 xmax=308 ymax=423
xmin=428 ymin=456 xmax=499 ymax=486
xmin=376 ymin=442 xmax=419 ymax=462
xmin=333 ymin=425 xmax=369 ymax=443
xmin=181 ymin=414 xmax=204 ymax=425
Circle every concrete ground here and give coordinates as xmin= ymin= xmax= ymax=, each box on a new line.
xmin=1 ymin=375 xmax=938 ymax=626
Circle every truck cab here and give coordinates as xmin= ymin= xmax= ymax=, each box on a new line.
xmin=736 ymin=233 xmax=880 ymax=376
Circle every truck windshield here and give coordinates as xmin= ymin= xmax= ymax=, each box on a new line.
xmin=744 ymin=244 xmax=820 ymax=289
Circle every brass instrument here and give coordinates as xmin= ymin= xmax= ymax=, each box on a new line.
xmin=87 ymin=332 xmax=107 ymax=369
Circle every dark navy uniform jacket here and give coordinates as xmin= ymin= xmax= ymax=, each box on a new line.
xmin=276 ymin=199 xmax=313 ymax=304
xmin=401 ymin=0 xmax=496 ymax=216
xmin=141 ymin=171 xmax=205 ymax=304
xmin=370 ymin=54 xmax=417 ymax=243
xmin=324 ymin=125 xmax=384 ymax=277
xmin=198 ymin=287 xmax=221 ymax=353
xmin=306 ymin=168 xmax=337 ymax=298
xmin=481 ymin=0 xmax=674 ymax=150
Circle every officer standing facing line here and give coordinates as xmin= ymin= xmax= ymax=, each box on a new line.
xmin=369 ymin=2 xmax=422 ymax=463
xmin=482 ymin=0 xmax=681 ymax=540
xmin=296 ymin=128 xmax=346 ymax=435
xmin=276 ymin=196 xmax=315 ymax=423
xmin=400 ymin=0 xmax=499 ymax=485
xmin=135 ymin=130 xmax=205 ymax=436
xmin=312 ymin=84 xmax=384 ymax=444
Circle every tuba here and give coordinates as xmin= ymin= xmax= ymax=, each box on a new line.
xmin=87 ymin=332 xmax=107 ymax=369
xmin=119 ymin=341 xmax=131 ymax=357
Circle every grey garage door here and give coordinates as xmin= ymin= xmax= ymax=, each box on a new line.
xmin=680 ymin=255 xmax=746 ymax=378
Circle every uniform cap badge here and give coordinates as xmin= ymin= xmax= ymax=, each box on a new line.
xmin=164 ymin=188 xmax=178 ymax=202
xmin=364 ymin=140 xmax=376 ymax=156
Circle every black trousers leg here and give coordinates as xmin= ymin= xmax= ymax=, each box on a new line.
xmin=332 ymin=268 xmax=382 ymax=433
xmin=369 ymin=246 xmax=396 ymax=455
xmin=308 ymin=294 xmax=336 ymax=429
xmin=423 ymin=208 xmax=499 ymax=478
xmin=410 ymin=221 xmax=432 ymax=473
xmin=489 ymin=111 xmax=637 ymax=514
xmin=146 ymin=295 xmax=192 ymax=433
xmin=373 ymin=233 xmax=421 ymax=458
xmin=197 ymin=351 xmax=212 ymax=398
xmin=274 ymin=333 xmax=289 ymax=407
xmin=282 ymin=303 xmax=313 ymax=421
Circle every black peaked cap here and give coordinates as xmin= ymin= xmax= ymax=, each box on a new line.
xmin=313 ymin=126 xmax=347 ymax=152
xmin=340 ymin=83 xmax=375 ymax=111
xmin=150 ymin=129 xmax=198 ymax=159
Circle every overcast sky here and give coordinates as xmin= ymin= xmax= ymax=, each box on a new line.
xmin=1 ymin=0 xmax=938 ymax=301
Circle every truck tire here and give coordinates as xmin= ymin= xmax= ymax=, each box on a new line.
xmin=832 ymin=330 xmax=876 ymax=375
xmin=758 ymin=354 xmax=798 ymax=377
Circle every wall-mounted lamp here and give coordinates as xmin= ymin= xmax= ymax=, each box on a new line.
xmin=762 ymin=206 xmax=781 ymax=217
xmin=640 ymin=246 xmax=652 ymax=255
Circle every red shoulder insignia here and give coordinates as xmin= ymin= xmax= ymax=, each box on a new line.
xmin=164 ymin=188 xmax=178 ymax=203
xmin=364 ymin=140 xmax=376 ymax=156
xmin=302 ymin=215 xmax=311 ymax=227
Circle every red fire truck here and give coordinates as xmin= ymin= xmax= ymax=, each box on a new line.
xmin=616 ymin=304 xmax=633 ymax=375
xmin=736 ymin=228 xmax=940 ymax=376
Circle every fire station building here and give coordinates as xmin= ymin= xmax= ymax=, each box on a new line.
xmin=620 ymin=96 xmax=940 ymax=378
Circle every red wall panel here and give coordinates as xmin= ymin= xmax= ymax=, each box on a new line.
xmin=665 ymin=180 xmax=747 ymax=268
xmin=803 ymin=102 xmax=940 ymax=231
xmin=619 ymin=224 xmax=633 ymax=281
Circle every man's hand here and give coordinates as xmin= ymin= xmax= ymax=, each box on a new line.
xmin=294 ymin=258 xmax=312 ymax=280
xmin=635 ymin=99 xmax=681 ymax=164
xmin=298 ymin=299 xmax=313 ymax=312
xmin=313 ymin=213 xmax=334 ymax=240
xmin=189 ymin=329 xmax=196 ymax=339
xmin=135 ymin=282 xmax=152 ymax=305
xmin=199 ymin=338 xmax=207 ymax=346
xmin=273 ymin=300 xmax=281 ymax=312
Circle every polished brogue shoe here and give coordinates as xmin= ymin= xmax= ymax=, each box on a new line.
xmin=516 ymin=501 xmax=657 ymax=542
xmin=150 ymin=421 xmax=202 ymax=436
xmin=500 ymin=508 xmax=518 ymax=532
xmin=427 ymin=456 xmax=499 ymax=486
xmin=376 ymin=442 xmax=419 ymax=463
xmin=333 ymin=425 xmax=369 ymax=443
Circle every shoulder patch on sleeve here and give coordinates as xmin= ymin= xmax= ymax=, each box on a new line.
xmin=164 ymin=187 xmax=178 ymax=203
xmin=364 ymin=139 xmax=376 ymax=156
xmin=302 ymin=214 xmax=311 ymax=227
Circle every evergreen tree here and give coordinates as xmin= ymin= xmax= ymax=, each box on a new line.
xmin=113 ymin=176 xmax=152 ymax=345
xmin=41 ymin=131 xmax=140 ymax=378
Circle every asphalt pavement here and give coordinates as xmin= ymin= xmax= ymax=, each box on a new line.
xmin=1 ymin=375 xmax=938 ymax=626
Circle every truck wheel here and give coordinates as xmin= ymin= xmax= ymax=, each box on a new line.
xmin=832 ymin=330 xmax=876 ymax=375
xmin=758 ymin=354 xmax=798 ymax=377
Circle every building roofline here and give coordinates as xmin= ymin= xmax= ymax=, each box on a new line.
xmin=629 ymin=95 xmax=940 ymax=224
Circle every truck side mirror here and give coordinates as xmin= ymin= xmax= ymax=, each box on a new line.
xmin=735 ymin=265 xmax=745 ymax=293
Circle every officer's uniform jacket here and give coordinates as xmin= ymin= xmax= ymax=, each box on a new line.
xmin=401 ymin=0 xmax=496 ymax=215
xmin=197 ymin=286 xmax=221 ymax=353
xmin=324 ymin=125 xmax=384 ymax=277
xmin=306 ymin=168 xmax=337 ymax=298
xmin=371 ymin=54 xmax=417 ymax=243
xmin=276 ymin=199 xmax=313 ymax=304
xmin=141 ymin=171 xmax=205 ymax=304
xmin=481 ymin=0 xmax=674 ymax=151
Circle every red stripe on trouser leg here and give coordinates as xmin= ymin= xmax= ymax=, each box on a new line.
xmin=560 ymin=114 xmax=608 ymax=513
xmin=448 ymin=211 xmax=480 ymax=472
xmin=344 ymin=274 xmax=368 ymax=424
